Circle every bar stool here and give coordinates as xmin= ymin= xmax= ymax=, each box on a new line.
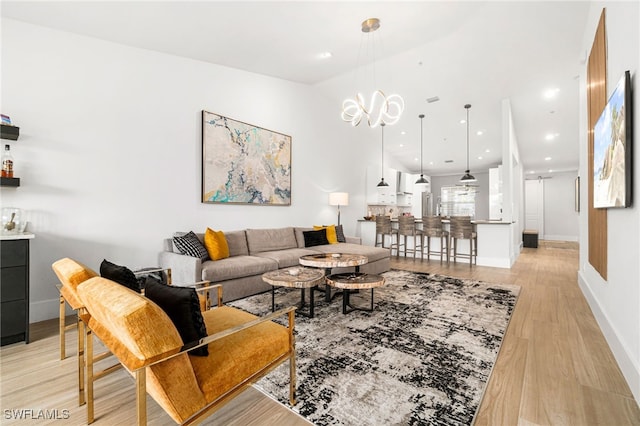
xmin=422 ymin=216 xmax=449 ymax=264
xmin=449 ymin=216 xmax=477 ymax=266
xmin=375 ymin=216 xmax=399 ymax=255
xmin=397 ymin=215 xmax=424 ymax=260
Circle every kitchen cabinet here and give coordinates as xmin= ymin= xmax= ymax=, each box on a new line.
xmin=1 ymin=233 xmax=33 ymax=345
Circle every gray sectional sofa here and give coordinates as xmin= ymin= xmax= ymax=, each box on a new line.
xmin=159 ymin=226 xmax=391 ymax=302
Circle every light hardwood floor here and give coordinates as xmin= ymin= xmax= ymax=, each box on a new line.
xmin=1 ymin=241 xmax=639 ymax=425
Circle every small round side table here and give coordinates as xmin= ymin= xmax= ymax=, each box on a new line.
xmin=262 ymin=267 xmax=325 ymax=318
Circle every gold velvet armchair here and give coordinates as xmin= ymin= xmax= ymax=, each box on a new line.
xmin=53 ymin=258 xmax=212 ymax=414
xmin=75 ymin=274 xmax=296 ymax=425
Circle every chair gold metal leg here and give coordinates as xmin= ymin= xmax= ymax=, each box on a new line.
xmin=59 ymin=295 xmax=66 ymax=360
xmin=86 ymin=329 xmax=94 ymax=424
xmin=78 ymin=316 xmax=86 ymax=406
xmin=136 ymin=369 xmax=147 ymax=426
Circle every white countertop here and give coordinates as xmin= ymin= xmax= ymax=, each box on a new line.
xmin=0 ymin=232 xmax=35 ymax=240
xmin=358 ymin=218 xmax=513 ymax=225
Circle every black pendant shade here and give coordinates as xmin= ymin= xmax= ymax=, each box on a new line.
xmin=415 ymin=114 xmax=429 ymax=186
xmin=460 ymin=104 xmax=476 ymax=183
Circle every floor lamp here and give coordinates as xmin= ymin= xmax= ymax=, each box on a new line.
xmin=329 ymin=192 xmax=349 ymax=226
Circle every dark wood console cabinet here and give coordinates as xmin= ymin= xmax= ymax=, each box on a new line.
xmin=1 ymin=236 xmax=32 ymax=345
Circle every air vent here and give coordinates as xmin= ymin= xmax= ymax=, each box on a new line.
xmin=426 ymin=96 xmax=440 ymax=103
xmin=445 ymin=160 xmax=454 ymax=163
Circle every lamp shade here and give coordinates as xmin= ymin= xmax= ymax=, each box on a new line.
xmin=329 ymin=192 xmax=349 ymax=206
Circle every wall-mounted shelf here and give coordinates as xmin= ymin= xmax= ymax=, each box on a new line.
xmin=1 ymin=125 xmax=19 ymax=141
xmin=0 ymin=177 xmax=20 ymax=187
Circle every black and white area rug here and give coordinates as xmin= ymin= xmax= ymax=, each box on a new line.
xmin=229 ymin=270 xmax=520 ymax=426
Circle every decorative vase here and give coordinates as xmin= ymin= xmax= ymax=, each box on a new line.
xmin=1 ymin=207 xmax=24 ymax=234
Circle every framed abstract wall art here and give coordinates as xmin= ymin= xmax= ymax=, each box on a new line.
xmin=593 ymin=70 xmax=633 ymax=208
xmin=202 ymin=111 xmax=291 ymax=205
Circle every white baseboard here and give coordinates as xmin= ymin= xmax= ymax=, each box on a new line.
xmin=578 ymin=270 xmax=640 ymax=404
xmin=542 ymin=234 xmax=579 ymax=242
xmin=30 ymin=298 xmax=72 ymax=323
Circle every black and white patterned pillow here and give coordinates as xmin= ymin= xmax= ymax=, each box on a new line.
xmin=173 ymin=231 xmax=209 ymax=261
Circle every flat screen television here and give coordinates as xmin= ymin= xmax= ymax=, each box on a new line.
xmin=593 ymin=70 xmax=633 ymax=208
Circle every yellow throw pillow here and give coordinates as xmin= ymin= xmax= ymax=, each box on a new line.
xmin=313 ymin=225 xmax=338 ymax=244
xmin=204 ymin=228 xmax=230 ymax=260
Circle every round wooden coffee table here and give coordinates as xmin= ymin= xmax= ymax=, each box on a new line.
xmin=299 ymin=253 xmax=368 ymax=302
xmin=325 ymin=272 xmax=385 ymax=314
xmin=262 ymin=267 xmax=324 ymax=318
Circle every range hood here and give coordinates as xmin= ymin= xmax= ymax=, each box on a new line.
xmin=396 ymin=171 xmax=413 ymax=195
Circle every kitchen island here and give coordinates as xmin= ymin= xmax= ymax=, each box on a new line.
xmin=356 ymin=218 xmax=518 ymax=268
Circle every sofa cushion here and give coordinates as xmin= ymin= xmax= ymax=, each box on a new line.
xmin=225 ymin=230 xmax=249 ymax=257
xmin=204 ymin=228 xmax=230 ymax=261
xmin=253 ymin=248 xmax=320 ymax=268
xmin=190 ymin=306 xmax=289 ymax=404
xmin=100 ymin=259 xmax=141 ymax=292
xmin=201 ymin=255 xmax=277 ymax=283
xmin=303 ymin=229 xmax=330 ymax=247
xmin=312 ymin=243 xmax=390 ymax=263
xmin=144 ymin=276 xmax=208 ymax=356
xmin=173 ymin=231 xmax=210 ymax=261
xmin=335 ymin=224 xmax=347 ymax=243
xmin=246 ymin=227 xmax=297 ymax=254
xmin=293 ymin=227 xmax=312 ymax=248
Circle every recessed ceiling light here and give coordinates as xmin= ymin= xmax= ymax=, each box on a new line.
xmin=477 ymin=156 xmax=483 ymax=160
xmin=429 ymin=161 xmax=434 ymax=165
xmin=400 ymin=131 xmax=406 ymax=135
xmin=485 ymin=149 xmax=490 ymax=153
xmin=476 ymin=130 xmax=483 ymax=136
xmin=545 ymin=157 xmax=552 ymax=161
xmin=414 ymin=157 xmax=419 ymax=161
xmin=543 ymin=88 xmax=559 ymax=99
xmin=399 ymin=144 xmax=404 ymax=148
xmin=529 ymin=170 xmax=536 ymax=174
xmin=460 ymin=119 xmax=466 ymax=124
xmin=318 ymin=51 xmax=333 ymax=59
xmin=548 ymin=169 xmax=553 ymax=173
xmin=545 ymin=133 xmax=559 ymax=141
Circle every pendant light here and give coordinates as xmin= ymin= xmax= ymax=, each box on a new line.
xmin=341 ymin=18 xmax=404 ymax=128
xmin=460 ymin=104 xmax=477 ymax=183
xmin=415 ymin=114 xmax=429 ymax=186
xmin=377 ymin=123 xmax=389 ymax=187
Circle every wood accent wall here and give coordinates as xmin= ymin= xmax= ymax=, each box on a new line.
xmin=587 ymin=10 xmax=608 ymax=280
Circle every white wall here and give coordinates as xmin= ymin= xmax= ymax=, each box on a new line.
xmin=0 ymin=19 xmax=377 ymax=321
xmin=578 ymin=2 xmax=640 ymax=403
xmin=541 ymin=171 xmax=579 ymax=241
xmin=502 ymin=99 xmax=524 ymax=261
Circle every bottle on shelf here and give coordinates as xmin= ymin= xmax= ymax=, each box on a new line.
xmin=2 ymin=144 xmax=14 ymax=178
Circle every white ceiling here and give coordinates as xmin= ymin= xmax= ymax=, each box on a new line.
xmin=1 ymin=1 xmax=591 ymax=176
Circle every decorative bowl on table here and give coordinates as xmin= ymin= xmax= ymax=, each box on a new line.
xmin=363 ymin=216 xmax=373 ymax=221
xmin=289 ymin=267 xmax=301 ymax=276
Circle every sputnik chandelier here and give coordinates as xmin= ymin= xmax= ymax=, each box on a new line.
xmin=341 ymin=18 xmax=404 ymax=128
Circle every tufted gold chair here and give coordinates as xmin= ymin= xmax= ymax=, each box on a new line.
xmin=54 ymin=258 xmax=218 ymax=419
xmin=75 ymin=273 xmax=296 ymax=425
xmin=53 ymin=258 xmax=105 ymax=407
